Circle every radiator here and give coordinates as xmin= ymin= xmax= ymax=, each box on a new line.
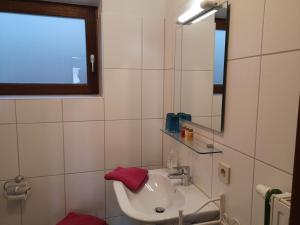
xmin=270 ymin=193 xmax=291 ymax=225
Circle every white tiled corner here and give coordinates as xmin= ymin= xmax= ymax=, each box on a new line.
xmin=182 ymin=21 xmax=215 ymax=70
xmin=0 ymin=125 xmax=19 ymax=180
xmin=0 ymin=100 xmax=16 ymax=124
xmin=142 ymin=70 xmax=164 ymax=119
xmin=21 ymin=176 xmax=65 ymax=225
xmin=143 ymin=17 xmax=164 ymax=69
xmin=18 ymin=123 xmax=64 ymax=177
xmin=174 ymin=70 xmax=181 ymax=114
xmin=164 ymin=69 xmax=174 ymax=116
xmin=180 ymin=71 xmax=213 ymax=117
xmin=106 ymin=179 xmax=123 ymax=218
xmin=106 ymin=215 xmax=141 ymax=225
xmin=105 ymin=120 xmax=142 ymax=169
xmin=162 ymin=133 xmax=176 ymax=168
xmin=251 ymin=160 xmax=293 ymax=225
xmin=103 ymin=13 xmax=142 ymax=69
xmin=0 ymin=181 xmax=21 ymax=225
xmin=16 ymin=99 xmax=62 ymax=123
xmin=104 ymin=69 xmax=142 ymax=120
xmin=262 ymin=0 xmax=300 ymax=54
xmin=213 ymin=57 xmax=260 ymax=157
xmin=165 ymin=17 xmax=175 ymax=69
xmin=175 ymin=28 xmax=182 ymax=71
xmin=227 ymin=0 xmax=265 ymax=59
xmin=64 ymin=121 xmax=104 ymax=173
xmin=142 ymin=119 xmax=163 ymax=166
xmin=256 ymin=51 xmax=300 ymax=173
xmin=66 ymin=171 xmax=105 ymax=218
xmin=191 ymin=152 xmax=213 ymax=197
xmin=63 ymin=98 xmax=104 ymax=122
xmin=212 ymin=143 xmax=254 ymax=225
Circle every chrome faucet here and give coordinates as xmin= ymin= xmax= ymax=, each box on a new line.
xmin=168 ymin=166 xmax=191 ymax=186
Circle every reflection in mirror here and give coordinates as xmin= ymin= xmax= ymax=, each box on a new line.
xmin=174 ymin=3 xmax=230 ymax=132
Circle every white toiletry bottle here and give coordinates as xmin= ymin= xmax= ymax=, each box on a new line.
xmin=167 ymin=149 xmax=178 ymax=172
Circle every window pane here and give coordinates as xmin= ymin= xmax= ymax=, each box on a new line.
xmin=0 ymin=12 xmax=87 ymax=84
xmin=214 ymin=30 xmax=226 ymax=85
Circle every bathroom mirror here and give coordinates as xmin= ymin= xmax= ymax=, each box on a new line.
xmin=174 ymin=4 xmax=230 ymax=132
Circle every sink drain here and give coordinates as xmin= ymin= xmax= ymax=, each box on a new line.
xmin=155 ymin=207 xmax=165 ymax=213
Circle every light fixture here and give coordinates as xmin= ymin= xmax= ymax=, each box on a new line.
xmin=191 ymin=9 xmax=218 ymax=24
xmin=178 ymin=0 xmax=204 ymax=24
xmin=177 ymin=0 xmax=220 ymax=25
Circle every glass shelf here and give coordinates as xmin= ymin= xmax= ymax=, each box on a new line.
xmin=161 ymin=129 xmax=222 ymax=154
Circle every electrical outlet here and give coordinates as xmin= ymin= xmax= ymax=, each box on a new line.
xmin=218 ymin=162 xmax=231 ymax=185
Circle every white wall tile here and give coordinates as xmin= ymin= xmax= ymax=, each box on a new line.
xmin=0 ymin=100 xmax=16 ymax=124
xmin=174 ymin=70 xmax=181 ymax=113
xmin=256 ymin=51 xmax=300 ymax=173
xmin=212 ymin=95 xmax=222 ymax=116
xmin=213 ymin=57 xmax=260 ymax=157
xmin=18 ymin=123 xmax=64 ymax=177
xmin=191 ymin=152 xmax=213 ymax=197
xmin=103 ymin=13 xmax=142 ymax=69
xmin=16 ymin=99 xmax=62 ymax=123
xmin=102 ymin=0 xmax=143 ymax=14
xmin=164 ymin=70 xmax=174 ymax=116
xmin=142 ymin=70 xmax=164 ymax=118
xmin=64 ymin=121 xmax=104 ymax=173
xmin=66 ymin=171 xmax=105 ymax=218
xmin=165 ymin=17 xmax=176 ymax=69
xmin=105 ymin=120 xmax=142 ymax=169
xmin=212 ymin=143 xmax=254 ymax=225
xmin=0 ymin=125 xmax=19 ymax=180
xmin=227 ymin=0 xmax=265 ymax=59
xmin=175 ymin=28 xmax=182 ymax=71
xmin=106 ymin=179 xmax=123 ymax=218
xmin=104 ymin=69 xmax=142 ymax=120
xmin=21 ymin=176 xmax=65 ymax=225
xmin=182 ymin=21 xmax=215 ymax=70
xmin=63 ymin=98 xmax=104 ymax=121
xmin=143 ymin=17 xmax=164 ymax=69
xmin=0 ymin=181 xmax=21 ymax=225
xmin=102 ymin=0 xmax=167 ymax=17
xmin=142 ymin=119 xmax=163 ymax=166
xmin=262 ymin=0 xmax=300 ymax=54
xmin=181 ymin=71 xmax=213 ymax=117
xmin=251 ymin=160 xmax=293 ymax=225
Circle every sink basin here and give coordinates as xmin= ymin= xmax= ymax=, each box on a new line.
xmin=113 ymin=169 xmax=219 ymax=224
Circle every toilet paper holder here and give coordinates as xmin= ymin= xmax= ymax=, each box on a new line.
xmin=3 ymin=175 xmax=31 ymax=201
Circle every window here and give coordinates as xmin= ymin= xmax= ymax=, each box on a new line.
xmin=0 ymin=1 xmax=99 ymax=94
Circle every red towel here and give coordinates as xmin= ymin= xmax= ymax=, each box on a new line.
xmin=105 ymin=167 xmax=148 ymax=192
xmin=56 ymin=212 xmax=107 ymax=225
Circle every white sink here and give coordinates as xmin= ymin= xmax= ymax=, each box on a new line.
xmin=113 ymin=169 xmax=219 ymax=224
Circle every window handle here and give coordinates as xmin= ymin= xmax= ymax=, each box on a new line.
xmin=90 ymin=54 xmax=95 ymax=72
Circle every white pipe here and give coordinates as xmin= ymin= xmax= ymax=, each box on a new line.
xmin=178 ymin=194 xmax=225 ymax=225
xmin=256 ymin=184 xmax=271 ymax=199
xmin=192 ymin=219 xmax=221 ymax=225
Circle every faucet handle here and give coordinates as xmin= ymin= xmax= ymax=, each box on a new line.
xmin=173 ymin=166 xmax=190 ymax=174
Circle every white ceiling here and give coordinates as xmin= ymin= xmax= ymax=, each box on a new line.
xmin=40 ymin=0 xmax=100 ymax=6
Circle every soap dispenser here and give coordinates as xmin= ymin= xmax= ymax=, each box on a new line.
xmin=167 ymin=149 xmax=178 ymax=172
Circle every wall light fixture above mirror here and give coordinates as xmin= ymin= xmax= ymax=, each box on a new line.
xmin=173 ymin=1 xmax=230 ymax=132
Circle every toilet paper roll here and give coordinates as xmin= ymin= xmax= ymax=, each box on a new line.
xmin=6 ymin=194 xmax=27 ymax=201
xmin=256 ymin=184 xmax=271 ymax=199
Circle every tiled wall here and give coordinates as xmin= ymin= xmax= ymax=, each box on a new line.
xmin=0 ymin=1 xmax=167 ymax=225
xmin=163 ymin=0 xmax=300 ymax=225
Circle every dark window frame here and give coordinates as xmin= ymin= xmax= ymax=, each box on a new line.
xmin=0 ymin=0 xmax=99 ymax=95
